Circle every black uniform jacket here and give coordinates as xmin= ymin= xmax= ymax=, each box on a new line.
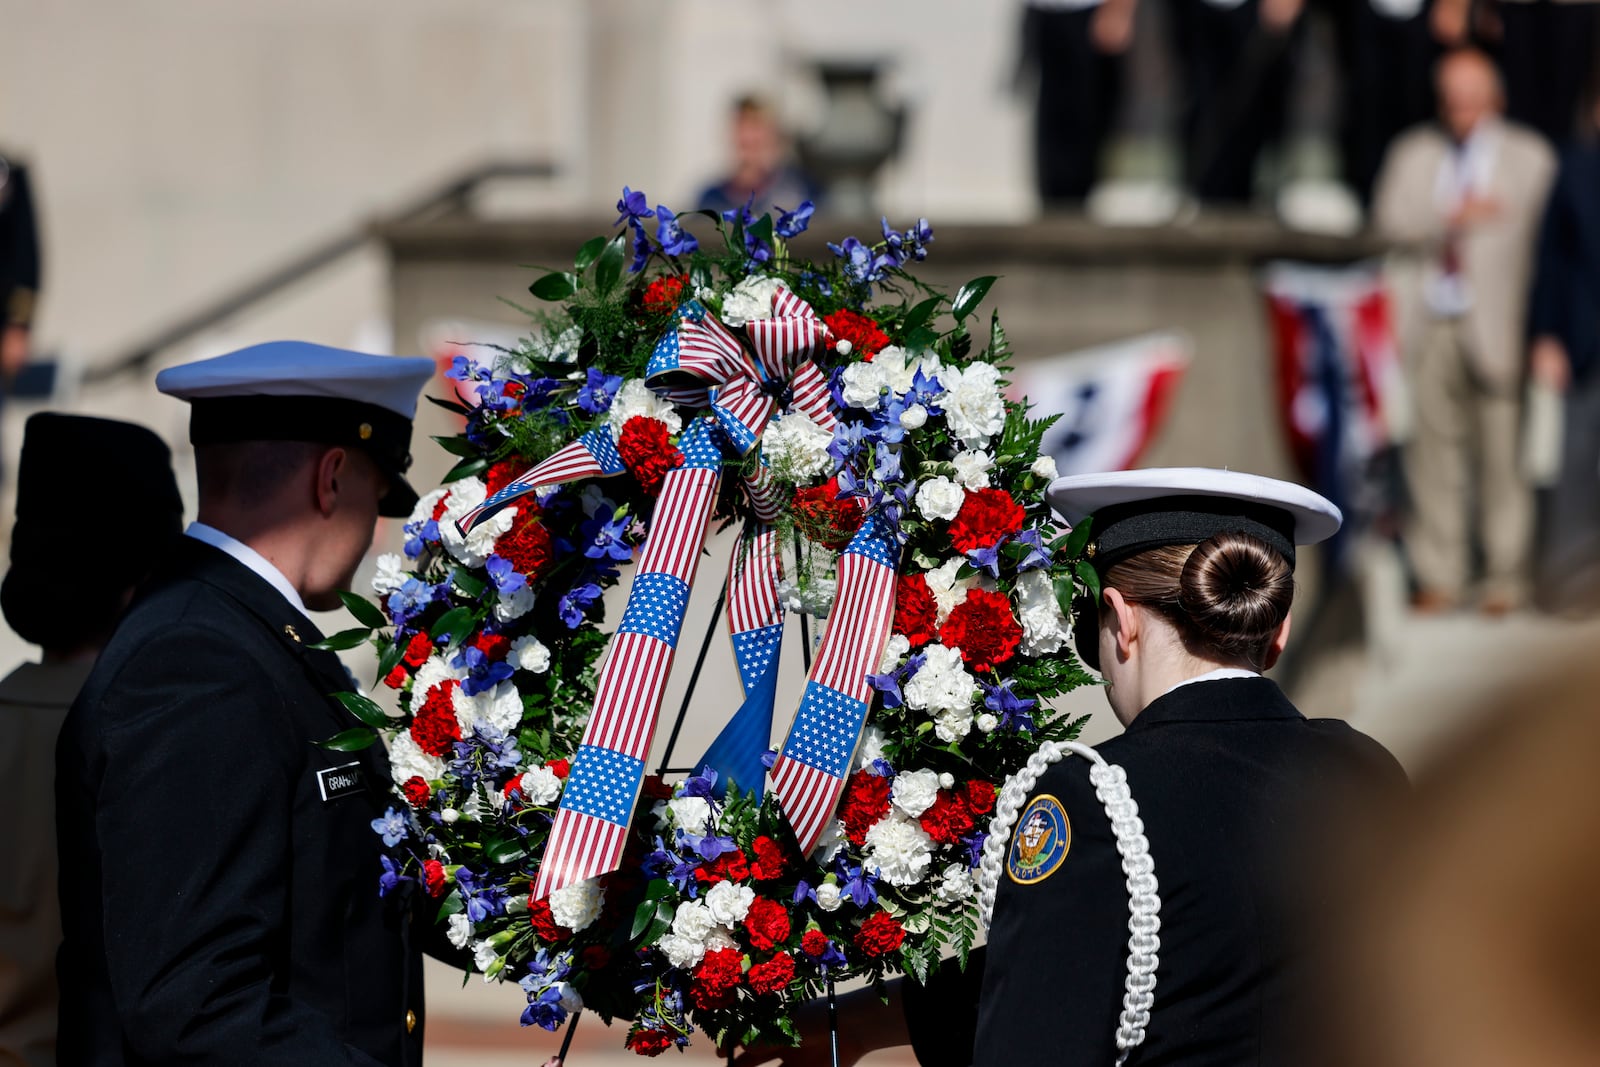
xmin=963 ymin=677 xmax=1402 ymax=1067
xmin=55 ymin=538 xmax=427 ymax=1066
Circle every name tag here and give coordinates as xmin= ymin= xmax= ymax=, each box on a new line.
xmin=316 ymin=762 xmax=366 ymax=802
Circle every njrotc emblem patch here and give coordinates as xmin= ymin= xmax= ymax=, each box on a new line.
xmin=1007 ymin=794 xmax=1071 ymax=885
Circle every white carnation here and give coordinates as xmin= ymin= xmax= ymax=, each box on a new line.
xmin=874 ymin=347 xmax=943 ymax=396
xmin=864 ymin=813 xmax=935 ymax=887
xmin=903 ymin=644 xmax=979 ymax=718
xmin=1031 ymin=454 xmax=1059 ymax=479
xmin=704 ymin=880 xmax=755 ymax=926
xmin=900 ymin=404 xmax=928 ymax=430
xmin=762 ymin=412 xmax=834 ymax=481
xmin=703 ymin=925 xmax=740 ymax=953
xmin=494 ymin=586 xmax=536 ymax=623
xmin=409 ymin=487 xmax=450 ymax=528
xmin=976 ymin=712 xmax=999 ymax=734
xmin=519 ymin=765 xmax=563 ymax=805
xmin=414 ymin=655 xmax=459 ymax=700
xmin=440 ymin=478 xmax=516 ymax=567
xmin=891 ymin=769 xmax=942 ymax=818
xmin=951 ymin=450 xmax=994 ymax=490
xmin=934 ymin=705 xmax=975 ymax=743
xmin=815 ymin=881 xmax=844 ymax=912
xmin=1016 ymin=569 xmax=1072 ymax=657
xmin=509 ymin=636 xmax=551 ymax=674
xmin=777 ymin=577 xmax=837 ymax=618
xmin=453 ymin=680 xmax=523 ymax=738
xmin=720 ymin=275 xmax=786 ymax=327
xmin=914 ymin=477 xmax=965 ymax=522
xmin=555 ymin=983 xmax=584 ymax=1014
xmin=839 ymin=361 xmax=890 ymax=409
xmin=935 ymin=863 xmax=975 ymax=903
xmin=924 ymin=558 xmax=979 ymax=624
xmin=441 ymin=808 xmax=461 ymax=824
xmin=548 ymin=877 xmax=605 ymax=933
xmin=667 ymin=796 xmax=713 ymax=834
xmin=940 ymin=361 xmax=1007 ymax=448
xmin=857 ymin=725 xmax=889 ymax=769
xmin=878 ymin=634 xmax=911 ymax=674
xmin=388 ymin=730 xmax=444 ymax=787
xmin=447 ymin=912 xmax=473 ymax=949
xmin=658 ymin=932 xmax=707 ymax=969
xmin=474 ymin=940 xmax=500 ymax=975
xmin=372 ymin=553 xmax=408 ymax=599
xmin=671 ymin=900 xmax=717 ymax=943
xmin=606 ymin=379 xmax=683 ymax=436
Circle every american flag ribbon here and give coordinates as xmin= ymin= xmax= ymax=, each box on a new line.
xmin=457 ymin=427 xmax=626 ymax=531
xmin=769 ymin=512 xmax=900 ymax=854
xmin=532 ymin=417 xmax=725 ymax=899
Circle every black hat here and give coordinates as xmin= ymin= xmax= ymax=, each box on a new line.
xmin=154 ymin=341 xmax=436 ymax=518
xmin=2 ymin=413 xmax=184 ymax=648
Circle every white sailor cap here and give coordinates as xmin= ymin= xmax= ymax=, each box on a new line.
xmin=1046 ymin=467 xmax=1342 ymax=571
xmin=156 ymin=341 xmax=437 ymax=518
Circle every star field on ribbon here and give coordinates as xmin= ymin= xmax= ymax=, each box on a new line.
xmin=617 ymin=574 xmax=690 ymax=645
xmin=560 ymin=745 xmax=646 ymax=824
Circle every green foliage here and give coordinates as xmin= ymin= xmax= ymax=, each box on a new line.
xmin=314 ymin=727 xmax=378 ymax=752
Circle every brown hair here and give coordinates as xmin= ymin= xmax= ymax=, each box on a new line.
xmin=1101 ymin=531 xmax=1295 ymax=669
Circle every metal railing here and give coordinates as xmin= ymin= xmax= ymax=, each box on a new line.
xmin=83 ymin=158 xmax=557 ymax=385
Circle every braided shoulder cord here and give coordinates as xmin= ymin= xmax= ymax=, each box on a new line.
xmin=976 ymin=740 xmax=1162 ymax=1064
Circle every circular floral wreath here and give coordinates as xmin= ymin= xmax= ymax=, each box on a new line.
xmin=325 ymin=192 xmax=1098 ymax=1055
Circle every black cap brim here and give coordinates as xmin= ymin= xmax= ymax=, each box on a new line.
xmin=381 ymin=475 xmax=420 ymax=519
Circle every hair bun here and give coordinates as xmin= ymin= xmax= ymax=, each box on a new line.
xmin=1177 ymin=532 xmax=1294 ymax=665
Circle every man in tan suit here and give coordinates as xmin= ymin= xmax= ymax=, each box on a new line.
xmin=1375 ymin=48 xmax=1555 ymax=613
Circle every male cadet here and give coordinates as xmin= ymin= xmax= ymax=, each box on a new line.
xmin=55 ymin=343 xmax=439 ymax=1066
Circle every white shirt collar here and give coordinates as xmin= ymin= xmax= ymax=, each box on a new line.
xmin=184 ymin=521 xmax=308 ymax=615
xmin=1161 ymin=667 xmax=1260 ymax=697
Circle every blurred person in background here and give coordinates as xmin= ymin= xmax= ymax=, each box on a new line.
xmin=1432 ymin=0 xmax=1597 ymax=144
xmin=1169 ymin=0 xmax=1305 ymax=203
xmin=696 ymin=95 xmax=820 ymax=217
xmin=1527 ymin=89 xmax=1600 ymax=612
xmin=0 ymin=152 xmax=39 ymax=382
xmin=1019 ymin=0 xmax=1135 ymax=206
xmin=0 ymin=414 xmax=182 ymax=1067
xmin=1374 ymin=48 xmax=1555 ymax=615
xmin=1314 ymin=651 xmax=1600 ymax=1067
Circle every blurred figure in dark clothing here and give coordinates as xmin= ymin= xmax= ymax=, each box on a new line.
xmin=0 ymin=153 xmax=39 ymax=380
xmin=696 ymin=96 xmax=820 ymax=217
xmin=1170 ymin=0 xmax=1305 ymax=203
xmin=1528 ymin=94 xmax=1600 ymax=611
xmin=1021 ymin=0 xmax=1135 ymax=206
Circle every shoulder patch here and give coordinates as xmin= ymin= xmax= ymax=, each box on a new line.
xmin=1007 ymin=793 xmax=1071 ymax=885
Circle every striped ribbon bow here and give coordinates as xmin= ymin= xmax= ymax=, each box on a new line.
xmin=459 ymin=286 xmax=900 ymax=900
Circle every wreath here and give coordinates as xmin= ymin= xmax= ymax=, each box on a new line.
xmin=323 ymin=190 xmax=1099 ymax=1055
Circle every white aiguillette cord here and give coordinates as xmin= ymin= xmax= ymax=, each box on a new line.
xmin=977 ymin=741 xmax=1162 ymax=1065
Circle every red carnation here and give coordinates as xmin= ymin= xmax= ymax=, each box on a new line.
xmin=581 ymin=945 xmax=613 ymax=971
xmin=697 ymin=850 xmax=751 ymax=886
xmin=940 ymin=588 xmax=1023 ymax=672
xmin=409 ymin=681 xmax=462 ymax=758
xmin=747 ymin=952 xmax=797 ymax=996
xmin=749 ymin=835 xmax=790 ymax=882
xmin=892 ymin=573 xmax=940 ymax=648
xmin=948 ymin=488 xmax=1026 ymax=554
xmin=472 ymin=632 xmax=512 ymax=661
xmin=918 ymin=791 xmax=976 ymax=845
xmin=432 ymin=491 xmax=453 ymax=522
xmin=502 ymin=774 xmax=525 ymax=802
xmin=496 ymin=505 xmax=554 ymax=580
xmin=853 ymin=911 xmax=905 ymax=958
xmin=823 ymin=308 xmax=891 ymax=361
xmin=642 ymin=774 xmax=672 ymax=799
xmin=402 ymin=631 xmax=434 ymax=669
xmin=383 ymin=664 xmax=408 ymax=689
xmin=800 ymin=929 xmax=831 ymax=958
xmin=792 ymin=477 xmax=867 ymax=551
xmin=548 ymin=758 xmax=571 ymax=779
xmin=527 ymin=896 xmax=573 ymax=942
xmin=960 ymin=780 xmax=997 ymax=817
xmin=641 ymin=274 xmax=688 ymax=317
xmin=840 ymin=771 xmax=893 ymax=847
xmin=485 ymin=458 xmax=526 ymax=497
xmin=626 ymin=1029 xmax=675 ymax=1057
xmin=422 ymin=859 xmax=447 ymax=898
xmin=402 ymin=776 xmax=431 ymax=809
xmin=618 ymin=416 xmax=683 ymax=496
xmin=743 ymin=897 xmax=792 ymax=952
xmin=690 ymin=947 xmax=745 ymax=1010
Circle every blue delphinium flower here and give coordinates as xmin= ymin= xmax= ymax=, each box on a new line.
xmin=451 ymin=643 xmax=515 ymax=697
xmin=575 ymin=367 xmax=623 ymax=415
xmin=371 ymin=807 xmax=408 ymax=847
xmin=903 ymin=217 xmax=934 ymax=260
xmin=557 ymin=582 xmax=604 ymax=628
xmin=866 ymin=669 xmax=904 ymax=709
xmin=966 ymin=541 xmax=1004 ymax=579
xmin=615 ymin=186 xmax=652 ymax=226
xmin=679 ymin=766 xmax=719 ymax=799
xmin=964 ymin=830 xmax=988 ymax=868
xmin=984 ymin=678 xmax=1037 ymax=733
xmin=378 ymin=854 xmax=410 ymax=898
xmin=519 ymin=949 xmax=579 ymax=1031
xmin=775 ymin=200 xmax=815 ymax=238
xmin=485 ymin=555 xmax=527 ymax=599
xmin=582 ymin=507 xmax=633 ymax=563
xmin=387 ymin=578 xmax=440 ymax=630
xmin=655 ymin=206 xmax=699 ymax=257
xmin=806 ymin=934 xmax=849 ymax=973
xmin=629 ymin=218 xmax=652 ymax=273
xmin=403 ymin=515 xmax=440 ymax=559
xmin=1013 ymin=527 xmax=1052 ymax=571
xmin=837 ymin=859 xmax=879 ymax=908
xmin=455 ymin=867 xmax=509 ymax=923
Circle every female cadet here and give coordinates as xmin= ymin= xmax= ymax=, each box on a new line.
xmin=964 ymin=468 xmax=1405 ymax=1065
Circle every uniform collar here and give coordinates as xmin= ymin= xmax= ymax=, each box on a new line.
xmin=1125 ymin=675 xmax=1304 ymax=732
xmin=185 ymin=521 xmax=308 ymax=614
